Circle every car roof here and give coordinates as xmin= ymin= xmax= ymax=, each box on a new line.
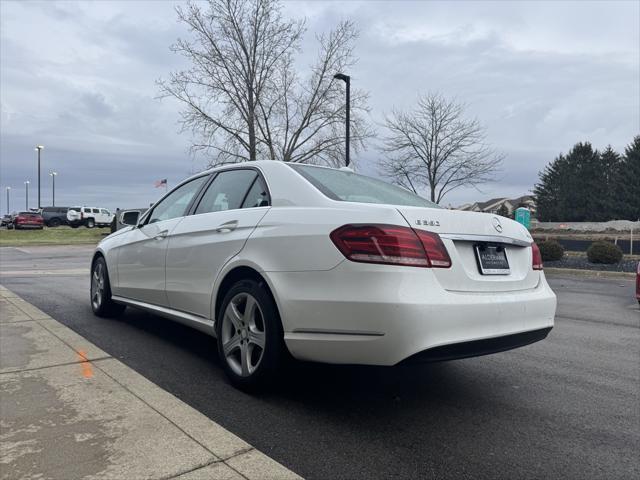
xmin=175 ymin=160 xmax=331 ymax=208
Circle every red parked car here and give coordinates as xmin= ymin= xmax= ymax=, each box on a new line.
xmin=8 ymin=211 xmax=44 ymax=230
xmin=636 ymin=262 xmax=639 ymax=306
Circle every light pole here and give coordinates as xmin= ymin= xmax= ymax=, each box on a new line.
xmin=333 ymin=73 xmax=351 ymax=167
xmin=49 ymin=171 xmax=57 ymax=206
xmin=5 ymin=187 xmax=10 ymax=214
xmin=35 ymin=145 xmax=44 ymax=209
xmin=24 ymin=181 xmax=30 ymax=210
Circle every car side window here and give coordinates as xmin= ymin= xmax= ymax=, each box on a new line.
xmin=194 ymin=170 xmax=257 ymax=215
xmin=241 ymin=176 xmax=270 ymax=208
xmin=92 ymin=208 xmax=100 ymax=214
xmin=147 ymin=176 xmax=208 ymax=224
xmin=100 ymin=209 xmax=110 ymax=215
xmin=83 ymin=208 xmax=91 ymax=213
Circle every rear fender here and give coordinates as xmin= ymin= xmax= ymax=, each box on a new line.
xmin=242 ymin=205 xmax=410 ymax=272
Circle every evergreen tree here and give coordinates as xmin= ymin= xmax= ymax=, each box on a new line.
xmin=598 ymin=145 xmax=623 ymax=220
xmin=534 ymin=142 xmax=602 ymax=221
xmin=620 ymin=136 xmax=640 ymax=220
xmin=534 ymin=138 xmax=639 ymax=221
xmin=534 ymin=153 xmax=566 ymax=221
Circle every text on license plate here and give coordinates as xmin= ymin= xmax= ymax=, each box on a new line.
xmin=474 ymin=244 xmax=510 ymax=275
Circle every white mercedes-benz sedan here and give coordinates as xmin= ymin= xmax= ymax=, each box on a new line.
xmin=90 ymin=161 xmax=556 ymax=390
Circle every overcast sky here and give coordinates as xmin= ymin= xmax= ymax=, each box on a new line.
xmin=1 ymin=0 xmax=638 ymax=211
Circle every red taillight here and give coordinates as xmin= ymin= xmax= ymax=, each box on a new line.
xmin=414 ymin=229 xmax=452 ymax=268
xmin=330 ymin=224 xmax=451 ymax=268
xmin=532 ymin=243 xmax=543 ymax=270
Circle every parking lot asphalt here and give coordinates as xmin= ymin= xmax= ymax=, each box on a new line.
xmin=1 ymin=245 xmax=638 ymax=480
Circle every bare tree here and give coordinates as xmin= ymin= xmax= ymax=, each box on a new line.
xmin=379 ymin=93 xmax=502 ymax=204
xmin=257 ymin=20 xmax=372 ymax=166
xmin=159 ymin=0 xmax=372 ymax=167
xmin=158 ymin=0 xmax=304 ymax=162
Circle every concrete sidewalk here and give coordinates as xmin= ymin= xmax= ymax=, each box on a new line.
xmin=0 ymin=285 xmax=301 ymax=480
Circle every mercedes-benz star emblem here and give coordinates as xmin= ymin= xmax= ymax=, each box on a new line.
xmin=492 ymin=217 xmax=503 ymax=233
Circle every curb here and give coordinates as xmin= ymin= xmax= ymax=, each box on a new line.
xmin=0 ymin=285 xmax=302 ymax=480
xmin=544 ymin=267 xmax=636 ymax=279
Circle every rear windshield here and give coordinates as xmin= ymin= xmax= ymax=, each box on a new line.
xmin=290 ymin=164 xmax=441 ymax=208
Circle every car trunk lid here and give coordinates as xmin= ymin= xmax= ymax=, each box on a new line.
xmin=397 ymin=207 xmax=538 ymax=292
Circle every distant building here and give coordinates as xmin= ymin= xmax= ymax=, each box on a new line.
xmin=459 ymin=195 xmax=536 ymax=217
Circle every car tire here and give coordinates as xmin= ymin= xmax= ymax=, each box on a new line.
xmin=7 ymin=223 xmax=13 ymax=230
xmin=216 ymin=278 xmax=285 ymax=392
xmin=86 ymin=218 xmax=95 ymax=228
xmin=90 ymin=257 xmax=126 ymax=318
xmin=48 ymin=218 xmax=61 ymax=227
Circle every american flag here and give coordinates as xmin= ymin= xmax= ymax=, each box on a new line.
xmin=154 ymin=179 xmax=167 ymax=188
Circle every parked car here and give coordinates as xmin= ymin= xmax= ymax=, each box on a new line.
xmin=8 ymin=211 xmax=44 ymax=230
xmin=1 ymin=214 xmax=11 ymax=227
xmin=41 ymin=206 xmax=69 ymax=227
xmin=67 ymin=206 xmax=114 ymax=228
xmin=636 ymin=262 xmax=639 ymax=306
xmin=90 ymin=161 xmax=557 ymax=391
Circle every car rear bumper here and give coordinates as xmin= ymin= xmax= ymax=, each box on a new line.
xmin=15 ymin=223 xmax=43 ymax=229
xmin=268 ymin=262 xmax=557 ymax=365
xmin=401 ymin=327 xmax=552 ymax=363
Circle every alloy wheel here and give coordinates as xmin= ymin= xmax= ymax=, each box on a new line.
xmin=221 ymin=292 xmax=266 ymax=377
xmin=91 ymin=262 xmax=105 ymax=310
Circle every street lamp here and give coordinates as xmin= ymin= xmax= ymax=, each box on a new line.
xmin=24 ymin=181 xmax=30 ymax=210
xmin=5 ymin=187 xmax=10 ymax=214
xmin=35 ymin=145 xmax=44 ymax=209
xmin=333 ymin=73 xmax=351 ymax=167
xmin=49 ymin=171 xmax=58 ymax=206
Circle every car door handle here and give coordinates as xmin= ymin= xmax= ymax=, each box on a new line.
xmin=215 ymin=221 xmax=238 ymax=233
xmin=154 ymin=230 xmax=168 ymax=240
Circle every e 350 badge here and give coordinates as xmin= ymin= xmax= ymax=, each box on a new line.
xmin=415 ymin=219 xmax=440 ymax=227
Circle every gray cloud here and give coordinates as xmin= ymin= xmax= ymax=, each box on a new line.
xmin=1 ymin=0 xmax=638 ymax=211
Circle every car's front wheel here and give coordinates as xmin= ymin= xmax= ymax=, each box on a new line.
xmin=216 ymin=279 xmax=285 ymax=391
xmin=91 ymin=257 xmax=126 ymax=317
xmin=86 ymin=218 xmax=95 ymax=228
xmin=48 ymin=218 xmax=61 ymax=227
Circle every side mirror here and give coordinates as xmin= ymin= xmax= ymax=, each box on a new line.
xmin=120 ymin=211 xmax=140 ymax=226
